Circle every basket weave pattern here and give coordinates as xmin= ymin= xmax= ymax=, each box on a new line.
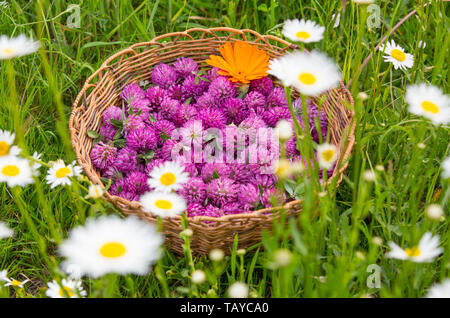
xmin=69 ymin=28 xmax=355 ymax=255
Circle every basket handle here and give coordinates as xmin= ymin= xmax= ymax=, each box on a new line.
xmin=348 ymin=0 xmax=449 ymax=87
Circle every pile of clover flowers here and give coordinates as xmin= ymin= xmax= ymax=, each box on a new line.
xmin=1 ymin=7 xmax=450 ymax=298
xmin=89 ymin=54 xmax=331 ymax=218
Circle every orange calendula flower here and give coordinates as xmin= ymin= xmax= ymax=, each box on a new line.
xmin=205 ymin=41 xmax=270 ymax=84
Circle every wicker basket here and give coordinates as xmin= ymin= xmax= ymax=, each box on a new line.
xmin=69 ymin=27 xmax=355 ymax=255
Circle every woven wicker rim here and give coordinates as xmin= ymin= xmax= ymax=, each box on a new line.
xmin=69 ymin=27 xmax=355 ymax=224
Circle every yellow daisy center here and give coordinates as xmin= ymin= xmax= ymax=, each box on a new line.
xmin=390 ymin=49 xmax=406 ymax=62
xmin=59 ymin=286 xmax=75 ymax=298
xmin=276 ymin=165 xmax=287 ymax=176
xmin=321 ymin=149 xmax=335 ymax=162
xmin=160 ymin=172 xmax=176 ymax=186
xmin=155 ymin=199 xmax=173 ymax=210
xmin=298 ymin=72 xmax=317 ymax=85
xmin=100 ymin=242 xmax=127 ymax=258
xmin=296 ymin=31 xmax=310 ymax=39
xmin=11 ymin=280 xmax=21 ymax=287
xmin=405 ymin=246 xmax=421 ymax=257
xmin=55 ymin=167 xmax=71 ymax=178
xmin=275 ymin=161 xmax=292 ymax=178
xmin=3 ymin=48 xmax=15 ymax=55
xmin=0 ymin=141 xmax=10 ymax=156
xmin=421 ymin=101 xmax=440 ymax=114
xmin=2 ymin=165 xmax=20 ymax=177
xmin=94 ymin=188 xmax=102 ymax=197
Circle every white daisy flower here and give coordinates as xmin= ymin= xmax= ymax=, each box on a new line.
xmin=0 ymin=155 xmax=34 ymax=187
xmin=386 ymin=232 xmax=442 ymax=263
xmin=0 ymin=222 xmax=14 ymax=239
xmin=0 ymin=270 xmax=7 ymax=281
xmin=274 ymin=249 xmax=293 ymax=267
xmin=379 ymin=40 xmax=414 ymax=71
xmin=268 ymin=50 xmax=341 ymax=96
xmin=332 ymin=13 xmax=340 ymax=28
xmin=405 ymin=83 xmax=450 ymax=125
xmin=426 ymin=279 xmax=450 ymax=298
xmin=0 ymin=130 xmax=21 ymax=157
xmin=85 ymin=184 xmax=104 ymax=199
xmin=30 ymin=151 xmax=43 ymax=175
xmin=191 ymin=270 xmax=206 ymax=284
xmin=58 ymin=215 xmax=163 ymax=277
xmin=0 ymin=34 xmax=41 ymax=60
xmin=273 ymin=158 xmax=298 ymax=179
xmin=0 ymin=270 xmax=30 ymax=288
xmin=180 ymin=228 xmax=193 ymax=238
xmin=140 ymin=191 xmax=187 ymax=218
xmin=275 ymin=119 xmax=293 ymax=141
xmin=147 ymin=161 xmax=189 ymax=193
xmin=282 ymin=19 xmax=325 ymax=43
xmin=227 ymin=282 xmax=249 ymax=298
xmin=267 ymin=56 xmax=293 ymax=87
xmin=442 ymin=156 xmax=450 ymax=179
xmin=46 ymin=279 xmax=87 ymax=298
xmin=209 ymin=249 xmax=225 ymax=262
xmin=363 ymin=170 xmax=376 ymax=182
xmin=45 ymin=159 xmax=82 ymax=188
xmin=237 ymin=248 xmax=246 ymax=256
xmin=317 ymin=143 xmax=338 ymax=170
xmin=61 ymin=263 xmax=82 ymax=280
xmin=425 ymin=204 xmax=444 ymax=221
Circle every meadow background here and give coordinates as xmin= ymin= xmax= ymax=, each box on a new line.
xmin=0 ymin=0 xmax=449 ymax=298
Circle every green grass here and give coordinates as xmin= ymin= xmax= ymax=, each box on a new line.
xmin=0 ymin=0 xmax=449 ymax=298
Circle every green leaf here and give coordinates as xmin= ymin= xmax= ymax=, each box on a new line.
xmin=81 ymin=41 xmax=125 ymax=50
xmin=138 ymin=150 xmax=155 ymax=164
xmin=293 ymin=182 xmax=306 ymax=199
xmin=195 ymin=70 xmax=209 ymax=84
xmin=212 ymin=170 xmax=220 ymax=179
xmin=86 ymin=130 xmax=100 ymax=139
xmin=100 ymin=177 xmax=111 ymax=185
xmin=257 ymin=3 xmax=268 ymax=12
xmin=110 ymin=119 xmax=123 ymax=129
xmin=113 ymin=138 xmax=126 ymax=148
xmin=170 ymin=0 xmax=186 ymax=24
xmin=113 ymin=129 xmax=122 ymax=140
xmin=160 ymin=132 xmax=170 ymax=142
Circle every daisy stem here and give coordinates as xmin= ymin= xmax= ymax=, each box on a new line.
xmin=35 ymin=0 xmax=87 ymax=228
xmin=5 ymin=60 xmax=62 ymax=244
xmin=283 ymin=86 xmax=303 ymax=148
xmin=155 ymin=217 xmax=170 ymax=297
xmin=35 ymin=0 xmax=73 ymax=158
xmin=238 ymin=253 xmax=245 ymax=282
xmin=4 ymin=61 xmax=26 ymax=152
xmin=4 ymin=58 xmax=63 ymax=247
xmin=26 ymin=156 xmax=50 ymax=168
xmin=11 ymin=187 xmax=56 ymax=271
xmin=349 ymin=5 xmax=367 ymax=94
xmin=155 ymin=259 xmax=170 ymax=297
xmin=104 ymin=273 xmax=118 ymax=298
xmin=33 ymin=178 xmax=62 ymax=242
xmin=299 ymin=93 xmax=317 ymax=185
xmin=284 ymin=86 xmax=315 ymax=183
xmin=180 ymin=215 xmax=196 ymax=275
